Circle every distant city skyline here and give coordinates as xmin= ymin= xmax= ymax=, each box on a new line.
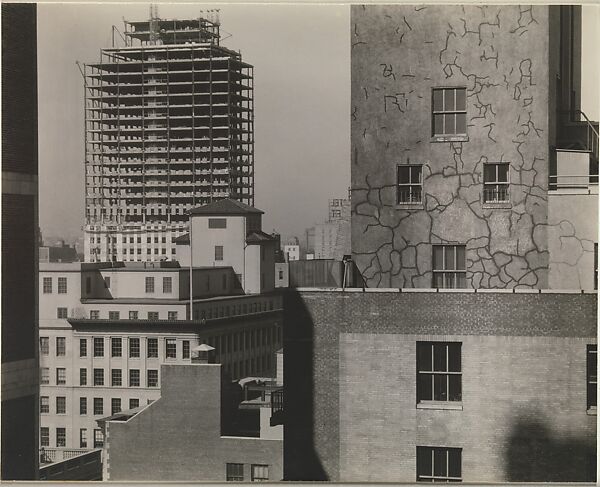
xmin=37 ymin=3 xmax=350 ymax=242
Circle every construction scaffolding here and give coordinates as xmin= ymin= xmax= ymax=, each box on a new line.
xmin=83 ymin=15 xmax=254 ymax=260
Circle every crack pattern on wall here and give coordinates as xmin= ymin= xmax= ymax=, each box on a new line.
xmin=350 ymin=5 xmax=571 ymax=289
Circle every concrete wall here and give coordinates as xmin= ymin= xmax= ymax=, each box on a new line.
xmin=351 ymin=5 xmax=553 ymax=289
xmin=105 ymin=364 xmax=283 ymax=481
xmin=284 ymin=289 xmax=597 ymax=482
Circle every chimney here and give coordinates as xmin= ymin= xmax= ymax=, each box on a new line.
xmin=191 ymin=343 xmax=216 ymax=364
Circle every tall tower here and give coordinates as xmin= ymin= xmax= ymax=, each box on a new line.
xmin=83 ymin=13 xmax=254 ymax=262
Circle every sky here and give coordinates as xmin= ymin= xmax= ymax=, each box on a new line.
xmin=37 ymin=4 xmax=598 ymax=244
xmin=37 ymin=3 xmax=350 ymax=243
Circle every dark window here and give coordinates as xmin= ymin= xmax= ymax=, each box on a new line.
xmin=129 ymin=337 xmax=140 ymax=358
xmin=417 ymin=342 xmax=462 ymax=403
xmin=111 ymin=337 xmax=122 ymax=357
xmin=417 ymin=446 xmax=462 ymax=482
xmin=166 ymin=339 xmax=177 ymax=359
xmin=251 ymin=464 xmax=269 ymax=482
xmin=112 ymin=369 xmax=122 ymax=387
xmin=145 ymin=276 xmax=155 ymax=293
xmin=168 ymin=311 xmax=178 ymax=320
xmin=43 ymin=277 xmax=52 ymax=293
xmin=94 ymin=337 xmax=104 ymax=357
xmin=104 ymin=276 xmax=111 ymax=289
xmin=40 ymin=336 xmax=49 ymax=355
xmin=594 ymin=243 xmax=598 ymax=291
xmin=147 ymin=338 xmax=158 ymax=358
xmin=163 ymin=276 xmax=172 ymax=293
xmin=147 ymin=369 xmax=159 ymax=387
xmin=40 ymin=367 xmax=50 ymax=385
xmin=93 ymin=398 xmax=103 ymax=415
xmin=588 ymin=345 xmax=597 ymax=410
xmin=57 ymin=307 xmax=68 ymax=319
xmin=80 ymin=429 xmax=88 ymax=448
xmin=111 ymin=398 xmax=122 ymax=415
xmin=183 ymin=340 xmax=190 ymax=359
xmin=80 ymin=338 xmax=87 ymax=357
xmin=397 ymin=165 xmax=423 ymax=204
xmin=58 ymin=277 xmax=67 ymax=294
xmin=227 ymin=463 xmax=244 ymax=481
xmin=90 ymin=310 xmax=100 ymax=319
xmin=129 ymin=398 xmax=140 ymax=409
xmin=56 ymin=428 xmax=66 ymax=447
xmin=129 ymin=310 xmax=139 ymax=320
xmin=432 ymin=87 xmax=467 ymax=136
xmin=433 ymin=245 xmax=466 ymax=288
xmin=483 ymin=163 xmax=510 ymax=203
xmin=93 ymin=368 xmax=104 ymax=386
xmin=209 ymin=218 xmax=227 ymax=229
xmin=56 ymin=396 xmax=66 ymax=414
xmin=109 ymin=311 xmax=120 ymax=320
xmin=40 ymin=396 xmax=49 ymax=414
xmin=56 ymin=337 xmax=66 ymax=356
xmin=80 ymin=368 xmax=87 ymax=386
xmin=215 ymin=245 xmax=224 ymax=261
xmin=40 ymin=427 xmax=50 ymax=447
xmin=56 ymin=368 xmax=66 ymax=385
xmin=148 ymin=311 xmax=159 ymax=321
xmin=80 ymin=397 xmax=87 ymax=415
xmin=94 ymin=429 xmax=104 ymax=448
xmin=129 ymin=369 xmax=140 ymax=387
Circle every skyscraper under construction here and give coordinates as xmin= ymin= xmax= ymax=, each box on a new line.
xmin=83 ymin=11 xmax=254 ymax=262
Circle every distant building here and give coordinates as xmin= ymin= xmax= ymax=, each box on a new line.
xmin=283 ymin=237 xmax=300 ymax=262
xmin=100 ymin=353 xmax=283 ymax=481
xmin=40 ymin=241 xmax=79 ymax=263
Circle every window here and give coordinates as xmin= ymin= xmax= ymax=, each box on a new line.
xmin=251 ymin=464 xmax=269 ymax=482
xmin=163 ymin=276 xmax=172 ymax=293
xmin=40 ymin=396 xmax=49 ymax=414
xmin=111 ymin=337 xmax=122 ymax=357
xmin=145 ymin=276 xmax=155 ymax=293
xmin=104 ymin=276 xmax=111 ymax=288
xmin=397 ymin=165 xmax=423 ymax=204
xmin=594 ymin=243 xmax=598 ymax=291
xmin=432 ymin=245 xmax=466 ymax=289
xmin=111 ymin=398 xmax=122 ymax=415
xmin=147 ymin=338 xmax=158 ymax=358
xmin=129 ymin=398 xmax=140 ymax=409
xmin=226 ymin=463 xmax=244 ymax=481
xmin=41 ymin=367 xmax=50 ymax=385
xmin=209 ymin=218 xmax=227 ymax=229
xmin=166 ymin=339 xmax=177 ymax=359
xmin=56 ymin=396 xmax=66 ymax=414
xmin=57 ymin=307 xmax=68 ymax=319
xmin=55 ymin=337 xmax=66 ymax=356
xmin=56 ymin=368 xmax=66 ymax=385
xmin=129 ymin=310 xmax=139 ymax=320
xmin=432 ymin=87 xmax=466 ymax=136
xmin=278 ymin=270 xmax=284 ymax=280
xmin=43 ymin=277 xmax=52 ymax=293
xmin=80 ymin=368 xmax=87 ymax=386
xmin=417 ymin=446 xmax=462 ymax=482
xmin=80 ymin=397 xmax=87 ymax=415
xmin=483 ymin=162 xmax=510 ymax=203
xmin=90 ymin=310 xmax=100 ymax=320
xmin=417 ymin=342 xmax=462 ymax=403
xmin=109 ymin=311 xmax=120 ymax=320
xmin=148 ymin=311 xmax=159 ymax=321
xmin=588 ymin=345 xmax=597 ymax=411
xmin=93 ymin=398 xmax=103 ymax=415
xmin=183 ymin=340 xmax=190 ymax=359
xmin=58 ymin=277 xmax=67 ymax=294
xmin=40 ymin=337 xmax=49 ymax=355
xmin=80 ymin=338 xmax=87 ymax=357
xmin=94 ymin=368 xmax=104 ymax=386
xmin=215 ymin=245 xmax=224 ymax=261
xmin=94 ymin=429 xmax=104 ymax=448
xmin=129 ymin=338 xmax=140 ymax=358
xmin=112 ymin=369 xmax=122 ymax=387
xmin=56 ymin=428 xmax=66 ymax=447
xmin=129 ymin=369 xmax=140 ymax=387
xmin=147 ymin=369 xmax=159 ymax=387
xmin=40 ymin=427 xmax=50 ymax=447
xmin=80 ymin=429 xmax=88 ymax=448
xmin=94 ymin=338 xmax=104 ymax=357
xmin=168 ymin=311 xmax=178 ymax=320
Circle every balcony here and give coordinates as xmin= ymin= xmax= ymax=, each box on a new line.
xmin=40 ymin=447 xmax=92 ymax=465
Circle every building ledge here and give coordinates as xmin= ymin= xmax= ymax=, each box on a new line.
xmin=292 ymin=287 xmax=597 ymax=294
xmin=417 ymin=401 xmax=463 ymax=411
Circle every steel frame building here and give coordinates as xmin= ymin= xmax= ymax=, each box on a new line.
xmin=83 ymin=16 xmax=254 ymax=262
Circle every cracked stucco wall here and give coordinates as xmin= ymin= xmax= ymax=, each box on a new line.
xmin=351 ymin=5 xmax=554 ymax=289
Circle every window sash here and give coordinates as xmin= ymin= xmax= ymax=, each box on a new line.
xmin=93 ymin=398 xmax=103 ymax=415
xmin=56 ymin=428 xmax=66 ymax=447
xmin=111 ymin=337 xmax=122 ymax=357
xmin=93 ymin=338 xmax=104 ymax=357
xmin=227 ymin=463 xmax=244 ymax=481
xmin=129 ymin=338 xmax=140 ymax=358
xmin=588 ymin=345 xmax=597 ymax=410
xmin=147 ymin=370 xmax=159 ymax=387
xmin=112 ymin=369 xmax=122 ymax=387
xmin=94 ymin=429 xmax=104 ymax=448
xmin=163 ymin=277 xmax=172 ymax=293
xmin=166 ymin=339 xmax=177 ymax=359
xmin=56 ymin=337 xmax=66 ymax=356
xmin=432 ymin=245 xmax=466 ymax=289
xmin=417 ymin=446 xmax=462 ymax=482
xmin=129 ymin=370 xmax=140 ymax=387
xmin=147 ymin=338 xmax=159 ymax=358
xmin=80 ymin=397 xmax=87 ymax=415
xmin=80 ymin=339 xmax=87 ymax=357
xmin=43 ymin=278 xmax=52 ymax=293
xmin=145 ymin=277 xmax=155 ymax=293
xmin=57 ymin=277 xmax=67 ymax=294
xmin=417 ymin=342 xmax=462 ymax=403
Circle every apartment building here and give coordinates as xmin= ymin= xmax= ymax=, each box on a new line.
xmin=39 ymin=200 xmax=281 ymax=454
xmin=83 ymin=14 xmax=254 ymax=262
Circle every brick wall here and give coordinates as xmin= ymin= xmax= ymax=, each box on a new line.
xmin=283 ymin=289 xmax=597 ymax=481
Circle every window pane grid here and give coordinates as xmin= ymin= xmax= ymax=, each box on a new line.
xmin=397 ymin=165 xmax=423 ymax=204
xmin=417 ymin=447 xmax=462 ymax=482
xmin=483 ymin=163 xmax=510 ymax=203
xmin=433 ymin=245 xmax=466 ymax=289
xmin=417 ymin=342 xmax=462 ymax=403
xmin=432 ymin=88 xmax=467 ymax=136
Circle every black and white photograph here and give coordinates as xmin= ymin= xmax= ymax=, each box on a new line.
xmin=1 ymin=1 xmax=599 ymax=483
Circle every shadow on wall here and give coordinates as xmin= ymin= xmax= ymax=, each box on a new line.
xmin=505 ymin=413 xmax=596 ymax=482
xmin=283 ymin=290 xmax=328 ymax=481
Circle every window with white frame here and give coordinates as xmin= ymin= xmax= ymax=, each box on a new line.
xmin=109 ymin=311 xmax=120 ymax=321
xmin=112 ymin=369 xmax=122 ymax=387
xmin=40 ymin=427 xmax=50 ymax=447
xmin=90 ymin=310 xmax=100 ymax=320
xmin=93 ymin=338 xmax=104 ymax=357
xmin=57 ymin=277 xmax=67 ymax=294
xmin=147 ymin=369 xmax=159 ymax=387
xmin=80 ymin=368 xmax=87 ymax=386
xmin=432 ymin=87 xmax=467 ymax=137
xmin=80 ymin=397 xmax=87 ymax=415
xmin=432 ymin=245 xmax=466 ymax=289
xmin=56 ymin=337 xmax=66 ymax=356
xmin=40 ymin=396 xmax=49 ymax=414
xmin=183 ymin=340 xmax=190 ymax=359
xmin=147 ymin=338 xmax=158 ymax=358
xmin=145 ymin=276 xmax=155 ymax=293
xmin=148 ymin=311 xmax=159 ymax=321
xmin=215 ymin=245 xmax=224 ymax=261
xmin=129 ymin=398 xmax=140 ymax=409
xmin=57 ymin=307 xmax=68 ymax=319
xmin=41 ymin=367 xmax=50 ymax=385
xmin=417 ymin=446 xmax=462 ymax=482
xmin=93 ymin=368 xmax=104 ymax=386
xmin=43 ymin=277 xmax=52 ymax=293
xmin=397 ymin=165 xmax=423 ymax=204
xmin=80 ymin=338 xmax=87 ymax=357
xmin=94 ymin=429 xmax=104 ymax=448
xmin=56 ymin=396 xmax=66 ymax=414
xmin=226 ymin=463 xmax=244 ymax=481
xmin=56 ymin=368 xmax=66 ymax=385
xmin=56 ymin=428 xmax=66 ymax=447
xmin=111 ymin=398 xmax=121 ymax=415
xmin=40 ymin=337 xmax=49 ymax=355
xmin=129 ymin=310 xmax=139 ymax=320
xmin=483 ymin=162 xmax=510 ymax=203
xmin=417 ymin=342 xmax=462 ymax=403
xmin=163 ymin=276 xmax=172 ymax=293
xmin=129 ymin=337 xmax=140 ymax=358
xmin=111 ymin=337 xmax=122 ymax=357
xmin=165 ymin=339 xmax=177 ymax=359
xmin=129 ymin=369 xmax=140 ymax=387
xmin=80 ymin=429 xmax=88 ymax=448
xmin=93 ymin=398 xmax=103 ymax=415
xmin=251 ymin=464 xmax=269 ymax=482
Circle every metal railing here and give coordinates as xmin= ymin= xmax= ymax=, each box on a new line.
xmin=397 ymin=188 xmax=422 ymax=204
xmin=40 ymin=447 xmax=91 ymax=465
xmin=483 ymin=186 xmax=510 ymax=203
xmin=549 ymin=174 xmax=599 ymax=189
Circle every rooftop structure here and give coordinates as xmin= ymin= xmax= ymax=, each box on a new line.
xmin=83 ymin=12 xmax=254 ymax=263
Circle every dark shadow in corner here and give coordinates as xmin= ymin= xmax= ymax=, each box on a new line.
xmin=505 ymin=413 xmax=596 ymax=482
xmin=282 ymin=289 xmax=328 ymax=481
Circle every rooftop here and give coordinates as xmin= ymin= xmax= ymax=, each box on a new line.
xmin=189 ymin=198 xmax=263 ymax=216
